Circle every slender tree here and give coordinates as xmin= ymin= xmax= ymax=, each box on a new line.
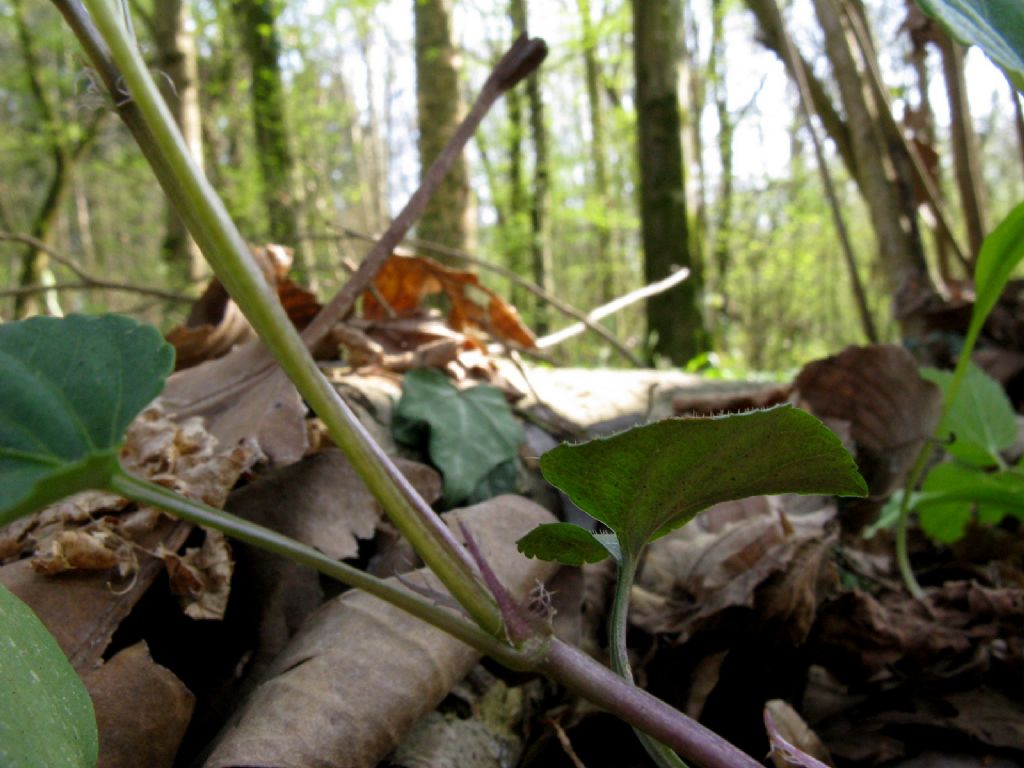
xmin=150 ymin=0 xmax=206 ymax=284
xmin=11 ymin=0 xmax=103 ymax=318
xmin=510 ymin=0 xmax=553 ymax=332
xmin=232 ymin=0 xmax=302 ymax=256
xmin=631 ymin=0 xmax=708 ymax=364
xmin=577 ymin=0 xmax=614 ymax=302
xmin=414 ymin=0 xmax=473 ymax=254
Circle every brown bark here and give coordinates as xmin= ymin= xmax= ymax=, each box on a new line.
xmin=232 ymin=0 xmax=302 ymax=256
xmin=937 ymin=32 xmax=987 ymax=263
xmin=510 ymin=0 xmax=553 ymax=332
xmin=577 ymin=0 xmax=614 ymax=302
xmin=152 ymin=0 xmax=206 ymax=284
xmin=632 ymin=0 xmax=708 ymax=364
xmin=810 ymin=0 xmax=936 ymax=331
xmin=414 ymin=0 xmax=474 ymax=255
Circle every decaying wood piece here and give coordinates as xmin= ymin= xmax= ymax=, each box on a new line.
xmin=204 ymin=496 xmax=559 ymax=768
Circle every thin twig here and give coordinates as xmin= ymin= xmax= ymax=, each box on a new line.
xmin=839 ymin=0 xmax=970 ymax=273
xmin=0 ymin=280 xmax=191 ymax=303
xmin=304 ymin=226 xmax=642 ymax=367
xmin=767 ymin=0 xmax=878 ymax=343
xmin=299 ymin=35 xmax=548 ymax=350
xmin=0 ymin=232 xmax=191 ymax=303
xmin=536 ymin=268 xmax=690 ymax=349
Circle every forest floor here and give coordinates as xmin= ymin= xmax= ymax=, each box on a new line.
xmin=1 ymin=257 xmax=1023 ymax=768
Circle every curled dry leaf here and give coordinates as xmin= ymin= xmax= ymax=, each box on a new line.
xmin=794 ymin=344 xmax=943 ymax=530
xmin=632 ymin=496 xmax=836 ymax=644
xmin=167 ymin=244 xmax=323 ymax=371
xmin=204 ymin=495 xmax=559 ymax=768
xmin=159 ymin=529 xmax=234 ymax=620
xmin=764 ymin=700 xmax=833 ymax=768
xmin=0 ymin=405 xmax=259 ymax=670
xmin=83 ymin=641 xmax=195 ymax=768
xmin=362 ymin=253 xmax=536 ymax=349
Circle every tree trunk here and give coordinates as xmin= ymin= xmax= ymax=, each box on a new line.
xmin=232 ymin=0 xmax=301 ymax=254
xmin=743 ymin=0 xmax=856 ymax=178
xmin=577 ymin=0 xmax=614 ymax=302
xmin=414 ymin=0 xmax=473 ymax=255
xmin=810 ymin=0 xmax=936 ymax=331
xmin=153 ymin=0 xmax=206 ymax=284
xmin=937 ymin=32 xmax=987 ymax=263
xmin=632 ymin=0 xmax=707 ymax=364
xmin=709 ymin=0 xmax=734 ymax=322
xmin=1013 ymin=80 xmax=1024 ymax=172
xmin=510 ymin=0 xmax=553 ymax=333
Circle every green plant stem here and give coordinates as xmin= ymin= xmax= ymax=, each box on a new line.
xmin=610 ymin=551 xmax=691 ymax=768
xmin=107 ymin=466 xmax=521 ymax=665
xmin=77 ymin=0 xmax=501 ymax=636
xmin=112 ymin=465 xmax=759 ymax=768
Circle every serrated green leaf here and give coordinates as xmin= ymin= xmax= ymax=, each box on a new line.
xmin=540 ymin=406 xmax=867 ymax=557
xmin=0 ymin=315 xmax=174 ymax=526
xmin=916 ymin=0 xmax=1024 ymax=90
xmin=0 ymin=584 xmax=98 ymax=768
xmin=916 ymin=462 xmax=1024 ymax=542
xmin=921 ymin=364 xmax=1017 ymax=467
xmin=517 ymin=522 xmax=614 ymax=565
xmin=393 ymin=368 xmax=523 ymax=506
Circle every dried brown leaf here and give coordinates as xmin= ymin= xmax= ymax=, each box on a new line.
xmin=795 ymin=345 xmax=942 ymax=530
xmin=84 ymin=642 xmax=194 ymax=768
xmin=764 ymin=700 xmax=834 ymax=768
xmin=203 ymin=495 xmax=559 ymax=768
xmin=362 ymin=254 xmax=536 ymax=348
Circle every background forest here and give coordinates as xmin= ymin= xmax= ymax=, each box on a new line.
xmin=1 ymin=0 xmax=1022 ymax=373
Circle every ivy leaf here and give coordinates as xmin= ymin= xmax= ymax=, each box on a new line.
xmin=916 ymin=0 xmax=1024 ymax=90
xmin=517 ymin=522 xmax=617 ymax=566
xmin=0 ymin=315 xmax=174 ymax=526
xmin=539 ymin=406 xmax=866 ymax=558
xmin=921 ymin=364 xmax=1017 ymax=467
xmin=393 ymin=368 xmax=523 ymax=506
xmin=917 ymin=462 xmax=1024 ymax=542
xmin=0 ymin=584 xmax=98 ymax=768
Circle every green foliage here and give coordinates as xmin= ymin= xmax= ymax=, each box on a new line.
xmin=0 ymin=584 xmax=98 ymax=768
xmin=916 ymin=0 xmax=1024 ymax=90
xmin=917 ymin=462 xmax=1024 ymax=542
xmin=392 ymin=368 xmax=523 ymax=506
xmin=920 ymin=364 xmax=1017 ymax=467
xmin=0 ymin=314 xmax=174 ymax=526
xmin=518 ymin=406 xmax=867 ymax=566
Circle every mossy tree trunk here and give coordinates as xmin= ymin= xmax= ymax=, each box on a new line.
xmin=414 ymin=0 xmax=474 ymax=255
xmin=232 ymin=0 xmax=302 ymax=261
xmin=152 ymin=0 xmax=206 ymax=285
xmin=632 ymin=0 xmax=708 ymax=365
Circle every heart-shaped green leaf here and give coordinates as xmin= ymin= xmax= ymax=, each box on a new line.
xmin=921 ymin=364 xmax=1018 ymax=467
xmin=0 ymin=584 xmax=98 ymax=768
xmin=393 ymin=368 xmax=523 ymax=506
xmin=539 ymin=406 xmax=866 ymax=557
xmin=0 ymin=314 xmax=174 ymax=526
xmin=916 ymin=0 xmax=1024 ymax=90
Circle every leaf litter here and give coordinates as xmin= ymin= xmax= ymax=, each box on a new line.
xmin=2 ymin=254 xmax=1024 ymax=768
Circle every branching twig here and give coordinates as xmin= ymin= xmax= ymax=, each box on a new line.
xmin=536 ymin=268 xmax=690 ymax=349
xmin=0 ymin=232 xmax=192 ymax=303
xmin=303 ymin=226 xmax=642 ymax=367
